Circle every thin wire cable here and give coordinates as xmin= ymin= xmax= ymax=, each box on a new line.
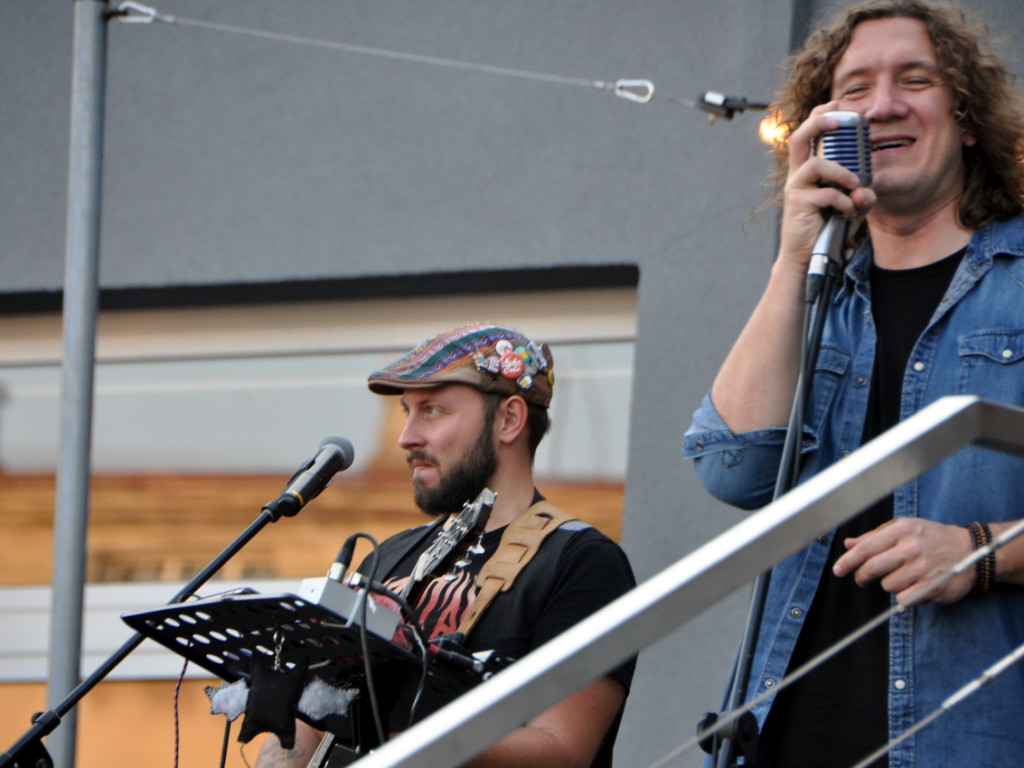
xmin=647 ymin=519 xmax=1024 ymax=768
xmin=113 ymin=2 xmax=631 ymax=98
xmin=849 ymin=640 xmax=1024 ymax=768
xmin=108 ymin=3 xmax=787 ymax=114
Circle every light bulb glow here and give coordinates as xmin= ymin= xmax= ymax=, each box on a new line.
xmin=758 ymin=112 xmax=788 ymax=148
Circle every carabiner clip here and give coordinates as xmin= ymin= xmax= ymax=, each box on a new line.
xmin=613 ymin=79 xmax=655 ymax=104
xmin=113 ymin=1 xmax=175 ymax=24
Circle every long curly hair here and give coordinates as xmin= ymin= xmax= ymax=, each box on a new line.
xmin=768 ymin=0 xmax=1024 ymax=227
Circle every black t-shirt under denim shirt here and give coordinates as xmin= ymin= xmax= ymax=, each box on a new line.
xmin=761 ymin=248 xmax=964 ymax=768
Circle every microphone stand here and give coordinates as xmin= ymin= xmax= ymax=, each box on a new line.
xmin=0 ymin=497 xmax=300 ymax=768
xmin=711 ymin=216 xmax=849 ymax=768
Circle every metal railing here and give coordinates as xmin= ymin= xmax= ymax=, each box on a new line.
xmin=346 ymin=395 xmax=1024 ymax=768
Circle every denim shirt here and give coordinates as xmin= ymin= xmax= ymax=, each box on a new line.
xmin=684 ymin=215 xmax=1024 ymax=768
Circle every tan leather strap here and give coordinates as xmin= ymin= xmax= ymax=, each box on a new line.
xmin=456 ymin=500 xmax=576 ymax=638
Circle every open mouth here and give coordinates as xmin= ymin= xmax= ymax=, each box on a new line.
xmin=871 ymin=138 xmax=914 ymax=152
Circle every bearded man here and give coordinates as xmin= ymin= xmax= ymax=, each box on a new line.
xmin=257 ymin=323 xmax=635 ymax=768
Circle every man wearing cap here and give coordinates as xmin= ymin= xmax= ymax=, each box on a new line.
xmin=257 ymin=323 xmax=636 ymax=768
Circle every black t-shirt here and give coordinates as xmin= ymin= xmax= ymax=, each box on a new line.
xmin=760 ymin=249 xmax=964 ymax=768
xmin=356 ymin=497 xmax=637 ymax=768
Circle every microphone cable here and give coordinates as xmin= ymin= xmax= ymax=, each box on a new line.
xmin=345 ymin=570 xmax=431 ymax=729
xmin=344 ymin=533 xmax=387 ymax=747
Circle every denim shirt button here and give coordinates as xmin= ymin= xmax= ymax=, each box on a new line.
xmin=894 ymin=678 xmax=907 ymax=690
xmin=764 ymin=678 xmax=776 ymax=688
xmin=1003 ymin=348 xmax=1013 ymax=359
xmin=856 ymin=376 xmax=867 ymax=386
xmin=819 ymin=535 xmax=829 ymax=544
xmin=913 ymin=361 xmax=925 ymax=372
xmin=790 ymin=607 xmax=803 ymax=618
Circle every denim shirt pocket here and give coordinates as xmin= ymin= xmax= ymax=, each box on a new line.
xmin=803 ymin=346 xmax=851 ymax=447
xmin=957 ymin=329 xmax=1024 ymax=405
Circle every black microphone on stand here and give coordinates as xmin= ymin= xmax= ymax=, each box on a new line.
xmin=1 ymin=438 xmax=359 ymax=768
xmin=806 ymin=111 xmax=873 ymax=302
xmin=265 ymin=436 xmax=355 ymax=518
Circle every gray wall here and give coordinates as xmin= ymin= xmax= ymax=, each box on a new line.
xmin=3 ymin=1 xmax=1022 ymax=766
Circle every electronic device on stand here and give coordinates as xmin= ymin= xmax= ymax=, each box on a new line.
xmin=124 ymin=487 xmax=504 ymax=766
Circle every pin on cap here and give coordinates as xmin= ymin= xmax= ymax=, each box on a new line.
xmin=367 ymin=323 xmax=554 ymax=407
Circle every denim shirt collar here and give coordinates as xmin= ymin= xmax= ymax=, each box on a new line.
xmin=840 ymin=215 xmax=1024 ymax=300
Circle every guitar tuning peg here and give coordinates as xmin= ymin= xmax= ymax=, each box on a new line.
xmin=454 ymin=555 xmax=471 ymax=568
xmin=468 ymin=534 xmax=486 ymax=555
xmin=444 ymin=566 xmax=461 ymax=581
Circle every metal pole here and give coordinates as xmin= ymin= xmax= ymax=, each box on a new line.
xmin=47 ymin=2 xmax=108 ymax=767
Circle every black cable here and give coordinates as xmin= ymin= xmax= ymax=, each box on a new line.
xmin=217 ymin=717 xmax=231 ymax=768
xmin=714 ymin=258 xmax=841 ymax=768
xmin=347 ymin=575 xmax=431 ymax=727
xmin=405 ymin=627 xmax=430 ymax=727
xmin=349 ymin=533 xmax=387 ymax=747
xmin=173 ymin=657 xmax=188 ymax=768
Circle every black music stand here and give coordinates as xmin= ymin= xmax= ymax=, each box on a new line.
xmin=122 ymin=590 xmax=493 ymax=756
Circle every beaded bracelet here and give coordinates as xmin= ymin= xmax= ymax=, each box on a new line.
xmin=963 ymin=521 xmax=995 ymax=595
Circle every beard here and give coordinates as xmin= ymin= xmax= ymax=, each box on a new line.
xmin=411 ymin=422 xmax=498 ymax=517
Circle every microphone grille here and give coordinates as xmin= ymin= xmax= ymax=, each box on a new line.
xmin=815 ymin=111 xmax=872 ymax=188
xmin=320 ymin=435 xmax=355 ymax=470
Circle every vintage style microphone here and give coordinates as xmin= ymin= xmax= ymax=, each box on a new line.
xmin=806 ymin=111 xmax=874 ymax=303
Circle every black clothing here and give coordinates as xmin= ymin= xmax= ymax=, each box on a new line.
xmin=356 ymin=499 xmax=637 ymax=768
xmin=761 ymin=250 xmax=964 ymax=768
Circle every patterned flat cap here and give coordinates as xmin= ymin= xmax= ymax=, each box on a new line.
xmin=368 ymin=323 xmax=554 ymax=407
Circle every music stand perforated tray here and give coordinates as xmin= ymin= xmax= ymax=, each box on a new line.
xmin=122 ymin=590 xmax=486 ymax=723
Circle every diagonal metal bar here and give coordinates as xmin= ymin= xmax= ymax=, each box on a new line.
xmin=347 ymin=395 xmax=1024 ymax=768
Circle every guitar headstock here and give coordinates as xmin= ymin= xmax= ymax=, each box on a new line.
xmin=446 ymin=487 xmax=496 ymax=554
xmin=402 ymin=488 xmax=496 ymax=602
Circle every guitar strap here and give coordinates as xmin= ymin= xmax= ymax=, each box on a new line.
xmin=456 ymin=500 xmax=576 ymax=639
xmin=311 ymin=503 xmax=574 ymax=768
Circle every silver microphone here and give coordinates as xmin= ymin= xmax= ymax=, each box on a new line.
xmin=815 ymin=110 xmax=873 ymax=189
xmin=807 ymin=111 xmax=873 ymax=299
